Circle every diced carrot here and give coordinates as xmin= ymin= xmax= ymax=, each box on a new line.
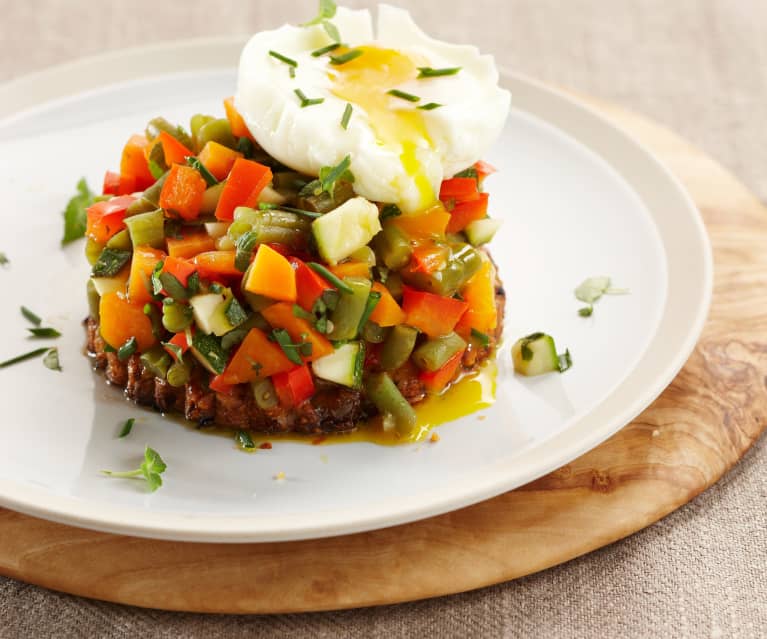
xmin=244 ymin=244 xmax=296 ymax=302
xmin=220 ymin=328 xmax=295 ymax=385
xmin=209 ymin=374 xmax=235 ymax=395
xmin=99 ymin=291 xmax=157 ymax=352
xmin=369 ymin=282 xmax=406 ymax=327
xmin=166 ymin=231 xmax=217 ymax=259
xmin=161 ymin=255 xmax=197 ymax=287
xmin=155 ymin=131 xmax=193 ymax=166
xmin=409 ymin=243 xmax=449 ymax=274
xmin=159 ymin=164 xmax=207 ymax=221
xmin=198 ymin=141 xmax=243 ymax=181
xmin=86 ymin=195 xmax=136 ymax=243
xmin=128 ymin=246 xmax=166 ymax=305
xmin=439 ymin=177 xmax=479 ymax=202
xmin=163 ymin=331 xmax=189 ymax=362
xmin=224 ymin=96 xmax=254 ymax=140
xmin=193 ymin=251 xmax=240 ymax=277
xmin=214 ymin=158 xmax=273 ymax=221
xmin=272 ymin=364 xmax=314 ymax=408
xmin=328 ymin=261 xmax=371 ymax=279
xmin=261 ymin=302 xmax=334 ymax=361
xmin=102 ymin=170 xmax=121 ymax=196
xmin=419 ymin=349 xmax=465 ymax=393
xmin=290 ymin=257 xmax=335 ymax=312
xmin=402 ymin=286 xmax=468 ymax=337
xmin=454 ymin=258 xmax=497 ymax=337
xmin=446 ymin=192 xmax=489 ymax=234
xmin=392 ymin=203 xmax=450 ymax=239
xmin=120 ymin=134 xmax=155 ymax=191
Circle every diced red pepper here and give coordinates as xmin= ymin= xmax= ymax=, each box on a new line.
xmin=209 ymin=374 xmax=235 ymax=395
xmin=446 ymin=192 xmax=489 ymax=234
xmin=419 ymin=349 xmax=465 ymax=393
xmin=163 ymin=331 xmax=189 ymax=362
xmin=272 ymin=364 xmax=315 ymax=408
xmin=161 ymin=255 xmax=197 ymax=287
xmin=214 ymin=158 xmax=273 ymax=221
xmin=159 ymin=164 xmax=207 ymax=220
xmin=102 ymin=170 xmax=121 ymax=196
xmin=439 ymin=177 xmax=479 ymax=203
xmin=86 ymin=195 xmax=137 ymax=243
xmin=474 ymin=160 xmax=497 ymax=181
xmin=401 ymin=286 xmax=468 ymax=337
xmin=290 ymin=257 xmax=335 ymax=312
xmin=155 ymin=131 xmax=193 ymax=166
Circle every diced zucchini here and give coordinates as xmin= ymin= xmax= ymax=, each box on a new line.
xmin=465 ymin=218 xmax=502 ymax=246
xmin=190 ymin=289 xmax=245 ymax=337
xmin=511 ymin=332 xmax=565 ymax=376
xmin=312 ymin=196 xmax=382 ymax=264
xmin=124 ymin=209 xmax=165 ymax=249
xmin=189 ymin=332 xmax=228 ymax=375
xmin=311 ymin=342 xmax=365 ymax=389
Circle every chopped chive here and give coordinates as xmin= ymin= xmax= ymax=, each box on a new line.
xmin=417 ymin=102 xmax=443 ymax=111
xmin=311 ymin=42 xmax=342 ymax=57
xmin=236 ymin=430 xmax=256 ymax=450
xmin=289 ymin=66 xmax=296 ymax=79
xmin=294 ymin=88 xmax=325 ymax=108
xmin=307 ymin=262 xmax=353 ymax=294
xmin=43 ymin=348 xmax=62 ymax=372
xmin=21 ymin=306 xmax=42 ymax=326
xmin=27 ymin=327 xmax=61 ymax=338
xmin=269 ymin=50 xmax=298 ymax=67
xmin=319 ymin=155 xmax=352 ymax=194
xmin=0 ymin=252 xmax=8 ymax=266
xmin=471 ymin=328 xmax=491 ymax=348
xmin=417 ymin=66 xmax=462 ymax=78
xmin=387 ymin=89 xmax=421 ymax=103
xmin=292 ymin=304 xmax=316 ymax=322
xmin=257 ymin=202 xmax=321 ymax=218
xmin=0 ymin=347 xmax=49 ymax=368
xmin=119 ymin=418 xmax=135 ymax=438
xmin=341 ymin=102 xmax=353 ymax=129
xmin=329 ymin=49 xmax=363 ymax=65
xmin=185 ymin=156 xmax=218 ymax=186
xmin=117 ymin=336 xmax=138 ymax=361
xmin=357 ymin=292 xmax=382 ymax=332
xmin=272 ymin=329 xmax=308 ymax=366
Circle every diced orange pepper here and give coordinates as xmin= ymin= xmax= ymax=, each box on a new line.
xmin=244 ymin=244 xmax=296 ymax=302
xmin=159 ymin=164 xmax=207 ymax=221
xmin=409 ymin=243 xmax=449 ymax=274
xmin=392 ymin=203 xmax=450 ymax=239
xmin=328 ymin=261 xmax=370 ymax=279
xmin=454 ymin=258 xmax=498 ymax=338
xmin=402 ymin=286 xmax=468 ymax=337
xmin=419 ymin=349 xmax=465 ymax=393
xmin=128 ymin=246 xmax=166 ymax=305
xmin=446 ymin=192 xmax=489 ymax=234
xmin=220 ymin=328 xmax=295 ymax=385
xmin=99 ymin=291 xmax=157 ymax=352
xmin=86 ymin=195 xmax=136 ymax=243
xmin=154 ymin=131 xmax=193 ymax=166
xmin=161 ymin=255 xmax=197 ymax=287
xmin=369 ymin=282 xmax=406 ymax=327
xmin=272 ymin=364 xmax=314 ymax=407
xmin=120 ymin=134 xmax=155 ymax=191
xmin=198 ymin=141 xmax=243 ymax=181
xmin=224 ymin=96 xmax=254 ymax=139
xmin=290 ymin=257 xmax=335 ymax=312
xmin=166 ymin=231 xmax=217 ymax=259
xmin=193 ymin=251 xmax=240 ymax=277
xmin=214 ymin=158 xmax=273 ymax=221
xmin=261 ymin=302 xmax=334 ymax=361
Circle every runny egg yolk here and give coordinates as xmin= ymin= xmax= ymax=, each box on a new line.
xmin=329 ymin=46 xmax=436 ymax=211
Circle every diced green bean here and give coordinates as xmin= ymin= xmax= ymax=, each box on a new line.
xmin=365 ymin=372 xmax=417 ymax=435
xmin=412 ymin=332 xmax=466 ymax=372
xmin=227 ymin=219 xmax=253 ymax=242
xmin=361 ymin=321 xmax=388 ymax=344
xmin=296 ymin=179 xmax=355 ymax=213
xmin=162 ymin=301 xmax=194 ymax=333
xmin=125 ymin=209 xmax=165 ymax=249
xmin=251 ymin=378 xmax=279 ymax=409
xmin=85 ymin=238 xmax=104 ymax=266
xmin=384 ymin=272 xmax=403 ymax=301
xmin=140 ymin=346 xmax=171 ymax=379
xmin=197 ymin=118 xmax=236 ymax=150
xmin=272 ymin=171 xmax=310 ymax=193
xmin=139 ymin=172 xmax=169 ymax=208
xmin=373 ymin=222 xmax=412 ymax=270
xmin=145 ymin=116 xmax=193 ymax=149
xmin=357 ymin=291 xmax=382 ymax=332
xmin=126 ymin=197 xmax=158 ymax=217
xmin=87 ymin=280 xmax=100 ymax=320
xmin=166 ymin=355 xmax=191 ymax=387
xmin=146 ymin=141 xmax=167 ymax=179
xmin=401 ymin=242 xmax=483 ymax=297
xmin=201 ymin=182 xmax=225 ymax=215
xmin=379 ymin=325 xmax=418 ymax=371
xmin=329 ymin=277 xmax=372 ymax=341
xmin=106 ymin=229 xmax=132 ymax=251
xmin=191 ymin=114 xmax=215 ymax=151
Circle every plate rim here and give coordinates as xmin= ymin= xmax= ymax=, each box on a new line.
xmin=0 ymin=38 xmax=713 ymax=542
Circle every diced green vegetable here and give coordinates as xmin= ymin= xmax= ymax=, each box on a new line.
xmin=85 ymin=238 xmax=104 ymax=266
xmin=138 ymin=172 xmax=168 ymax=209
xmin=464 ymin=218 xmax=502 ymax=246
xmin=162 ymin=301 xmax=194 ymax=333
xmin=412 ymin=332 xmax=467 ymax=372
xmin=312 ymin=197 xmax=382 ymax=264
xmin=43 ymin=347 xmax=62 ymax=371
xmin=511 ymin=332 xmax=572 ymax=376
xmin=401 ymin=242 xmax=483 ymax=297
xmin=379 ymin=325 xmax=418 ymax=371
xmin=311 ymin=341 xmax=365 ymax=388
xmin=91 ymin=275 xmax=127 ymax=297
xmin=361 ymin=321 xmax=388 ymax=344
xmin=140 ymin=346 xmax=172 ymax=378
xmin=365 ymin=372 xmax=417 ymax=435
xmin=251 ymin=378 xmax=279 ymax=409
xmin=190 ymin=114 xmax=215 ymax=151
xmin=92 ymin=248 xmax=131 ymax=278
xmin=106 ymin=229 xmax=132 ymax=251
xmin=197 ymin=118 xmax=236 ymax=150
xmin=166 ymin=356 xmax=192 ymax=387
xmin=373 ymin=222 xmax=412 ymax=271
xmin=145 ymin=116 xmax=193 ymax=149
xmin=124 ymin=209 xmax=165 ymax=249
xmin=328 ymin=277 xmax=372 ymax=340
xmin=189 ymin=332 xmax=228 ymax=375
xmin=117 ymin=336 xmax=138 ymax=361
xmin=87 ymin=280 xmax=101 ymax=319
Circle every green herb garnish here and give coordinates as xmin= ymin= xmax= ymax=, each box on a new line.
xmin=269 ymin=50 xmax=298 ymax=68
xmin=257 ymin=202 xmax=322 ymax=218
xmin=578 ymin=306 xmax=593 ymax=317
xmin=289 ymin=66 xmax=296 ymax=79
xmin=235 ymin=230 xmax=259 ymax=272
xmin=235 ymin=430 xmax=256 ymax=450
xmin=519 ymin=332 xmax=545 ymax=362
xmin=292 ymin=304 xmax=316 ymax=322
xmin=92 ymin=248 xmax=131 ymax=278
xmin=0 ymin=253 xmax=8 ymax=266
xmin=307 ymin=262 xmax=353 ymax=294
xmin=301 ymin=0 xmax=341 ymax=42
xmin=61 ymin=178 xmax=94 ymax=245
xmin=21 ymin=306 xmax=42 ymax=326
xmin=42 ymin=348 xmax=62 ymax=372
xmin=119 ymin=418 xmax=135 ymax=438
xmin=221 ymin=327 xmax=249 ymax=351
xmin=185 ymin=156 xmax=218 ymax=187
xmin=574 ymin=276 xmax=630 ymax=317
xmin=271 ymin=329 xmax=312 ymax=365
xmin=311 ymin=42 xmax=342 ymax=57
xmin=387 ymin=89 xmax=420 ymax=103
xmin=0 ymin=347 xmax=49 ymax=369
xmin=341 ymin=102 xmax=353 ymax=129
xmin=294 ymin=88 xmax=325 ymax=108
xmin=417 ymin=102 xmax=443 ymax=111
xmin=158 ymin=272 xmax=188 ymax=301
xmin=417 ymin=66 xmax=461 ymax=78
xmin=27 ymin=327 xmax=61 ymax=338
xmin=117 ymin=336 xmax=138 ymax=361
xmin=357 ymin=291 xmax=382 ymax=332
xmin=558 ymin=349 xmax=573 ymax=373
xmin=151 ymin=261 xmax=165 ymax=296
xmin=380 ymin=204 xmax=402 ymax=221
xmin=329 ymin=49 xmax=363 ymax=65
xmin=101 ymin=445 xmax=167 ymax=492
xmin=471 ymin=328 xmax=490 ymax=348
xmin=225 ymin=298 xmax=248 ymax=328
xmin=454 ymin=167 xmax=479 ymax=180
xmin=319 ymin=154 xmax=354 ymax=196
xmin=191 ymin=332 xmax=228 ymax=375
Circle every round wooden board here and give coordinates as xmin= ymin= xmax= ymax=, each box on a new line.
xmin=1 ymin=96 xmax=765 ymax=615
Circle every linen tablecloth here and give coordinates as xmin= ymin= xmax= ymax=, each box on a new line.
xmin=1 ymin=1 xmax=765 ymax=636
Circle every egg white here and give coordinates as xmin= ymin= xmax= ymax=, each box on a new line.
xmin=235 ymin=5 xmax=511 ymax=213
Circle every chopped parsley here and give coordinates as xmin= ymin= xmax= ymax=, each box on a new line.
xmin=101 ymin=445 xmax=167 ymax=493
xmin=92 ymin=248 xmax=131 ymax=278
xmin=235 ymin=430 xmax=256 ymax=450
xmin=118 ymin=418 xmax=135 ymax=438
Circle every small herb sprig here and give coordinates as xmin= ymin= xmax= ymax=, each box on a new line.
xmin=101 ymin=446 xmax=167 ymax=492
xmin=301 ymin=0 xmax=341 ymax=42
xmin=575 ymin=276 xmax=630 ymax=317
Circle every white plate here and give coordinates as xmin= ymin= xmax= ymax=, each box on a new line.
xmin=0 ymin=39 xmax=711 ymax=542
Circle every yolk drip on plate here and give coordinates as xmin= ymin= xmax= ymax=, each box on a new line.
xmin=329 ymin=46 xmax=436 ymax=210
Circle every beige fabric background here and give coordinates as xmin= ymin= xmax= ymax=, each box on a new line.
xmin=1 ymin=1 xmax=765 ymax=637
